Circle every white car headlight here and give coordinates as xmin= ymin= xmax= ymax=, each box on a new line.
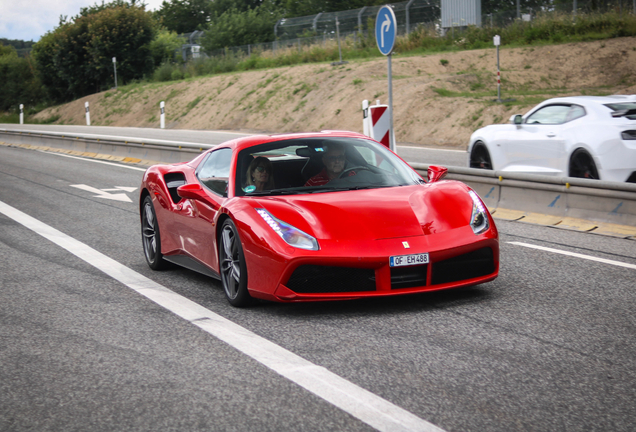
xmin=256 ymin=208 xmax=319 ymax=250
xmin=468 ymin=190 xmax=489 ymax=235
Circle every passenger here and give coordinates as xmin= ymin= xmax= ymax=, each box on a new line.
xmin=305 ymin=143 xmax=355 ymax=186
xmin=245 ymin=156 xmax=274 ymax=191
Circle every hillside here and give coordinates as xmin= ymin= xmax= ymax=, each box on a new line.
xmin=34 ymin=37 xmax=636 ymax=149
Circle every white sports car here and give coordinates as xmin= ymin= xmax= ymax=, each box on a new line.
xmin=468 ymin=95 xmax=636 ymax=183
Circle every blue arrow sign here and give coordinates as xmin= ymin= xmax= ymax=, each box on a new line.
xmin=375 ymin=6 xmax=397 ymax=56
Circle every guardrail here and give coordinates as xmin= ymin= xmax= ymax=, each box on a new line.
xmin=2 ymin=127 xmax=636 ymax=232
xmin=411 ymin=163 xmax=636 ymax=230
xmin=0 ymin=128 xmax=207 ymax=163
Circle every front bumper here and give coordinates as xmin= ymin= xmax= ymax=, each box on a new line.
xmin=245 ymin=225 xmax=499 ymax=302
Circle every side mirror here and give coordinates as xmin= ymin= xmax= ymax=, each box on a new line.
xmin=177 ymin=183 xmax=208 ymax=201
xmin=509 ymin=114 xmax=523 ymax=125
xmin=427 ymin=165 xmax=448 ymax=183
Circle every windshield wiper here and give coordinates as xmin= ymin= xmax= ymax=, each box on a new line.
xmin=247 ymin=188 xmax=305 ymax=196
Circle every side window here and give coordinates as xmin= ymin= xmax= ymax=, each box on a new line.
xmin=566 ymin=105 xmax=586 ymax=122
xmin=526 ymin=105 xmax=571 ymax=125
xmin=197 ymin=148 xmax=232 ymax=196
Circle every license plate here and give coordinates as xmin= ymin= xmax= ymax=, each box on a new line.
xmin=390 ymin=253 xmax=429 ymax=267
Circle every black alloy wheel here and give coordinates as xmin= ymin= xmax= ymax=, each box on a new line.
xmin=470 ymin=143 xmax=493 ymax=170
xmin=569 ymin=149 xmax=599 ymax=179
xmin=219 ymin=219 xmax=252 ymax=307
xmin=141 ymin=195 xmax=167 ymax=270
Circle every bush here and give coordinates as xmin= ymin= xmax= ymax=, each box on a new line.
xmin=170 ymin=68 xmax=184 ymax=81
xmin=0 ymin=47 xmax=44 ymax=111
xmin=149 ymin=29 xmax=184 ymax=67
xmin=153 ymin=61 xmax=176 ymax=82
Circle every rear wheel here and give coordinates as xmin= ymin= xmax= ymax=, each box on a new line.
xmin=470 ymin=143 xmax=493 ymax=170
xmin=569 ymin=149 xmax=599 ymax=179
xmin=141 ymin=195 xmax=168 ymax=270
xmin=219 ymin=219 xmax=252 ymax=307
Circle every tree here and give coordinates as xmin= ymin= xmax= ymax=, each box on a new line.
xmin=0 ymin=44 xmax=44 ymax=111
xmin=32 ymin=4 xmax=156 ymax=102
xmin=154 ymin=0 xmax=215 ymax=34
xmin=481 ymin=0 xmax=553 ymax=15
xmin=200 ymin=3 xmax=283 ymax=51
xmin=149 ymin=29 xmax=184 ymax=66
xmin=283 ymin=0 xmax=385 ymax=17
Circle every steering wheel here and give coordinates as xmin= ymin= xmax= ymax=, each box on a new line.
xmin=338 ymin=166 xmax=371 ymax=179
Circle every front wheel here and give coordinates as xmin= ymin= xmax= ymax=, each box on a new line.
xmin=141 ymin=195 xmax=168 ymax=270
xmin=219 ymin=219 xmax=252 ymax=307
xmin=569 ymin=149 xmax=599 ymax=179
xmin=470 ymin=143 xmax=493 ymax=170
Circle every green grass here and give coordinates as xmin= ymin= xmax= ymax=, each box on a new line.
xmin=0 ymin=113 xmax=60 ymax=124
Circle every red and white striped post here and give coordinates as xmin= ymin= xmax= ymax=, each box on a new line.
xmin=494 ymin=35 xmax=501 ymax=102
xmin=362 ymin=99 xmax=392 ymax=149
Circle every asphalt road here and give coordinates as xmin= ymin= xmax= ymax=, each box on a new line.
xmin=0 ymin=124 xmax=468 ymax=168
xmin=1 ymin=144 xmax=635 ymax=431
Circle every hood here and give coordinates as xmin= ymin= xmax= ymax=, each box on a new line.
xmin=254 ymin=182 xmax=474 ymax=241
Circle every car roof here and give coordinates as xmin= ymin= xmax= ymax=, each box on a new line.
xmin=541 ymin=95 xmax=636 ymax=106
xmin=219 ymin=130 xmax=371 ymax=152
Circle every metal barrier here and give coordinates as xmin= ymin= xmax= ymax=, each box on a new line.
xmin=2 ymin=127 xmax=636 ymax=231
xmin=0 ymin=128 xmax=205 ymax=164
xmin=410 ymin=163 xmax=636 ymax=228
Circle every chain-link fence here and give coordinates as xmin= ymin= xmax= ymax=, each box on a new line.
xmin=482 ymin=0 xmax=636 ymax=27
xmin=276 ymin=0 xmax=440 ymax=39
xmin=181 ymin=0 xmax=634 ymax=61
xmin=179 ymin=0 xmax=442 ymax=60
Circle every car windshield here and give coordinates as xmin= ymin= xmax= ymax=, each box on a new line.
xmin=235 ymin=137 xmax=423 ymax=196
xmin=604 ymin=102 xmax=636 ymax=120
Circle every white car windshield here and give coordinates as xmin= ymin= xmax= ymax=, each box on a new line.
xmin=236 ymin=137 xmax=423 ymax=196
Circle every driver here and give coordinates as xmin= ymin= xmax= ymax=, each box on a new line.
xmin=305 ymin=143 xmax=355 ymax=186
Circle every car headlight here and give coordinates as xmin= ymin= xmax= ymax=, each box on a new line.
xmin=256 ymin=208 xmax=319 ymax=250
xmin=468 ymin=190 xmax=489 ymax=235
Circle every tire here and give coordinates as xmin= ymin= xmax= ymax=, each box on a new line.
xmin=219 ymin=219 xmax=252 ymax=307
xmin=141 ymin=195 xmax=168 ymax=270
xmin=470 ymin=143 xmax=493 ymax=170
xmin=569 ymin=149 xmax=599 ymax=180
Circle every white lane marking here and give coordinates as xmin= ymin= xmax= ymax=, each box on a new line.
xmin=509 ymin=242 xmax=636 ymax=270
xmin=397 ymin=145 xmax=465 ymax=153
xmin=0 ymin=199 xmax=445 ymax=432
xmin=38 ymin=151 xmax=147 ymax=171
xmin=70 ymin=184 xmax=133 ymax=202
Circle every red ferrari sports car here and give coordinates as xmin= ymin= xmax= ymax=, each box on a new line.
xmin=139 ymin=131 xmax=499 ymax=307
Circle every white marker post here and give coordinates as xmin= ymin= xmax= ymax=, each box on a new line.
xmin=160 ymin=101 xmax=165 ymax=129
xmin=85 ymin=101 xmax=91 ymax=126
xmin=494 ymin=35 xmax=501 ymax=102
xmin=19 ymin=104 xmax=24 ymax=125
xmin=112 ymin=57 xmax=118 ymax=90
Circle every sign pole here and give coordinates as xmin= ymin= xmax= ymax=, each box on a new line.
xmin=387 ymin=53 xmax=394 ymax=151
xmin=375 ymin=5 xmax=397 ymax=152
